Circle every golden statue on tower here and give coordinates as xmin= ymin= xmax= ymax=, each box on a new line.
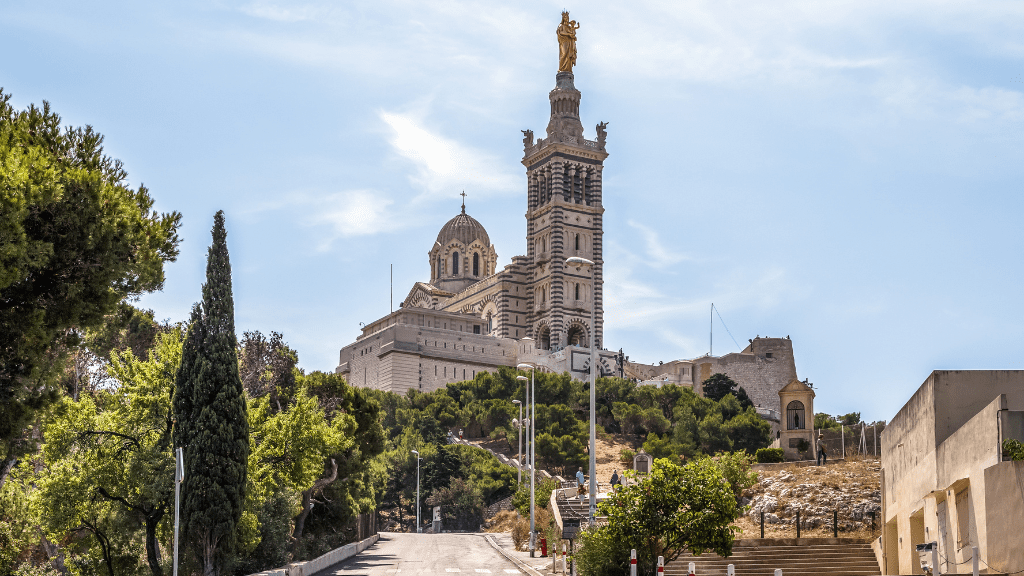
xmin=557 ymin=11 xmax=580 ymax=73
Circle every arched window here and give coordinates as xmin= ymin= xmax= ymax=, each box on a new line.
xmin=436 ymin=255 xmax=441 ymax=277
xmin=486 ymin=313 xmax=493 ymax=333
xmin=575 ymin=283 xmax=580 ymax=300
xmin=452 ymin=252 xmax=459 ymax=275
xmin=787 ymin=400 xmax=805 ymax=430
xmin=575 ymin=234 xmax=580 ymax=251
xmin=542 ymin=237 xmax=547 ymax=252
xmin=473 ymin=253 xmax=480 ymax=276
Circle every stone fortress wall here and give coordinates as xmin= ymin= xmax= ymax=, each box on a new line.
xmin=625 ymin=336 xmax=799 ymax=416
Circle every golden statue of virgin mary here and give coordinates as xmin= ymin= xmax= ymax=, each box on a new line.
xmin=557 ymin=12 xmax=580 ymax=73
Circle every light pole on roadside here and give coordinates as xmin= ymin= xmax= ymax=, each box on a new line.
xmin=512 ymin=398 xmax=523 ymax=485
xmin=516 ymin=362 xmax=536 ymax=557
xmin=566 ymin=256 xmax=597 ymax=525
xmin=411 ymin=450 xmax=422 ymax=533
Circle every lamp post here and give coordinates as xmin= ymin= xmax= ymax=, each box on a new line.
xmin=411 ymin=450 xmax=422 ymax=533
xmin=516 ymin=362 xmax=536 ymax=557
xmin=566 ymin=256 xmax=597 ymax=525
xmin=512 ymin=398 xmax=523 ymax=485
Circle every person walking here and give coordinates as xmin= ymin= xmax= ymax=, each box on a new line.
xmin=610 ymin=469 xmax=620 ymax=491
xmin=575 ymin=467 xmax=586 ymax=499
xmin=816 ymin=432 xmax=828 ymax=465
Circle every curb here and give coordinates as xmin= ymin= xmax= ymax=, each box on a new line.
xmin=483 ymin=534 xmax=547 ymax=576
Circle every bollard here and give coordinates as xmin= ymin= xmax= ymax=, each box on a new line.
xmin=760 ymin=511 xmax=765 ymax=538
xmin=833 ymin=510 xmax=838 ymax=538
xmin=972 ymin=546 xmax=979 ymax=576
xmin=688 ymin=561 xmax=695 ymax=576
xmin=564 ymin=543 xmax=568 ymax=574
xmin=727 ymin=565 xmax=735 ymax=576
xmin=796 ymin=510 xmax=801 ymax=538
xmin=630 ymin=550 xmax=637 ymax=576
xmin=658 ymin=556 xmax=665 ymax=576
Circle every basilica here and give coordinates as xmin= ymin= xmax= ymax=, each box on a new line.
xmin=335 ymin=17 xmax=805 ymax=419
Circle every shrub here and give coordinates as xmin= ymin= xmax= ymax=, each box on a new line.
xmin=711 ymin=451 xmax=758 ymax=501
xmin=575 ymin=526 xmax=630 ymax=576
xmin=1004 ymin=439 xmax=1024 ymax=461
xmin=796 ymin=439 xmax=810 ymax=455
xmin=620 ymin=448 xmax=635 ymax=468
xmin=511 ymin=516 xmax=530 ymax=551
xmin=756 ymin=448 xmax=785 ymax=463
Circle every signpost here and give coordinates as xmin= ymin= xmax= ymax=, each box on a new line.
xmin=562 ymin=518 xmax=581 ymax=540
xmin=174 ymin=447 xmax=183 ymax=576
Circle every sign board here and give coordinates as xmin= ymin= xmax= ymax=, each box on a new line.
xmin=562 ymin=518 xmax=581 ymax=540
xmin=433 ymin=506 xmax=442 ymax=522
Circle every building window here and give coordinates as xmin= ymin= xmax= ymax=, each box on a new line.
xmin=787 ymin=400 xmax=805 ymax=430
xmin=473 ymin=253 xmax=479 ymax=276
xmin=452 ymin=252 xmax=459 ymax=275
xmin=474 ymin=325 xmax=480 ymax=334
xmin=435 ymin=366 xmax=437 ymax=376
xmin=766 ymin=353 xmax=773 ymax=358
xmin=437 ymin=255 xmax=441 ymax=276
xmin=575 ymin=233 xmax=580 ymax=251
xmin=575 ymin=283 xmax=580 ymax=300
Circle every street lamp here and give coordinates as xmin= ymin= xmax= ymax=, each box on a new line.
xmin=516 ymin=362 xmax=536 ymax=557
xmin=512 ymin=398 xmax=523 ymax=485
xmin=411 ymin=450 xmax=422 ymax=533
xmin=566 ymin=256 xmax=597 ymax=525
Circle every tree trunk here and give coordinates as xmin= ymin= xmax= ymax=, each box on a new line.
xmin=0 ymin=455 xmax=16 ymax=490
xmin=145 ymin=514 xmax=164 ymax=576
xmin=203 ymin=532 xmax=216 ymax=576
xmin=291 ymin=458 xmax=337 ymax=542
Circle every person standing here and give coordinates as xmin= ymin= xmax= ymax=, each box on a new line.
xmin=816 ymin=432 xmax=828 ymax=465
xmin=576 ymin=467 xmax=586 ymax=499
xmin=610 ymin=470 xmax=620 ymax=491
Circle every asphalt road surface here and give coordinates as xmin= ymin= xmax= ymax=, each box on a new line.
xmin=315 ymin=533 xmax=523 ymax=576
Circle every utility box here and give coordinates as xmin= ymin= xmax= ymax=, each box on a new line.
xmin=562 ymin=518 xmax=581 ymax=540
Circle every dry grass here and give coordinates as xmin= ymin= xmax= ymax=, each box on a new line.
xmin=485 ymin=510 xmax=522 ymax=533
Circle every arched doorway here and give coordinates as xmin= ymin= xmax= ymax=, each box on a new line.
xmin=538 ymin=325 xmax=551 ymax=350
xmin=566 ymin=324 xmax=587 ymax=347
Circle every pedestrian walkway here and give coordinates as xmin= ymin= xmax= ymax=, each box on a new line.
xmin=485 ymin=533 xmax=563 ymax=576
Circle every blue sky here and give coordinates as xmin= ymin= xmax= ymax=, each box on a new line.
xmin=3 ymin=1 xmax=1022 ymax=422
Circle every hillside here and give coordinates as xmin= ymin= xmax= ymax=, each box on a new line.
xmin=738 ymin=457 xmax=882 ymax=539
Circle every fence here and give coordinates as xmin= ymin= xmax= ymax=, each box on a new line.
xmin=816 ymin=423 xmax=886 ymax=460
xmin=753 ymin=508 xmax=880 ymax=539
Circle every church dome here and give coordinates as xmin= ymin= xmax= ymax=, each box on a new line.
xmin=436 ymin=206 xmax=490 ymax=247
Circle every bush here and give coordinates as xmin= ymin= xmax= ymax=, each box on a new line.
xmin=511 ymin=516 xmax=530 ymax=551
xmin=756 ymin=448 xmax=784 ymax=463
xmin=513 ymin=477 xmax=558 ymax=517
xmin=711 ymin=451 xmax=758 ymax=501
xmin=620 ymin=448 xmax=635 ymax=468
xmin=1004 ymin=439 xmax=1024 ymax=461
xmin=574 ymin=526 xmax=631 ymax=576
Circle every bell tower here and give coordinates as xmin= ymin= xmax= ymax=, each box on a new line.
xmin=521 ymin=57 xmax=608 ymax=351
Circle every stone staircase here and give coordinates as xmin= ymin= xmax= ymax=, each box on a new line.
xmin=665 ymin=540 xmax=881 ymax=576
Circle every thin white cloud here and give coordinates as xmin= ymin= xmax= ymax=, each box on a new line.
xmin=379 ymin=111 xmax=518 ymax=200
xmin=627 ymin=220 xmax=689 ymax=268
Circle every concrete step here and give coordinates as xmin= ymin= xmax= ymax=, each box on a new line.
xmin=665 ymin=542 xmax=880 ymax=576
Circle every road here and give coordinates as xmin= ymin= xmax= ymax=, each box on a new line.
xmin=315 ymin=533 xmax=524 ymax=576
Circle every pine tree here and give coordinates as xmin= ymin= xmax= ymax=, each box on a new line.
xmin=173 ymin=211 xmax=248 ymax=576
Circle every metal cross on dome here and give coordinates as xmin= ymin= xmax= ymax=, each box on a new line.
xmin=460 ymin=191 xmax=467 ymax=213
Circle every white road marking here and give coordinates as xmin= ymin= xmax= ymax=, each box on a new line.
xmin=504 ymin=571 xmax=520 ymax=574
xmin=475 ymin=570 xmax=492 ymax=573
xmin=446 ymin=570 xmax=461 ymax=573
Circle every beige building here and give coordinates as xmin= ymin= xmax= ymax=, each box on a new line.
xmin=880 ymin=370 xmax=1024 ymax=575
xmin=778 ymin=379 xmax=816 ymax=461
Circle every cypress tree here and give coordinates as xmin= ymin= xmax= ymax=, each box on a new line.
xmin=172 ymin=211 xmax=249 ymax=576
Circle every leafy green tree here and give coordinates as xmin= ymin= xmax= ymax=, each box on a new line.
xmin=37 ymin=329 xmax=183 ymax=576
xmin=611 ymin=402 xmax=646 ymax=446
xmin=698 ymin=411 xmax=733 ymax=454
xmin=709 ymin=451 xmax=759 ymax=502
xmin=173 ymin=211 xmax=248 ymax=576
xmin=838 ymin=412 xmax=862 ymax=426
xmin=815 ymin=412 xmax=841 ymax=431
xmin=724 ymin=408 xmax=772 ymax=453
xmin=598 ymin=458 xmax=738 ymax=575
xmin=641 ymin=433 xmax=687 ymax=461
xmin=0 ymin=91 xmax=181 ymax=485
xmin=701 ymin=374 xmax=752 ymax=410
xmin=535 ymin=432 xmax=587 ymax=476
